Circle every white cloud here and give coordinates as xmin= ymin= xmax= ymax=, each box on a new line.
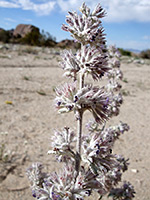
xmin=57 ymin=0 xmax=80 ymax=12
xmin=0 ymin=1 xmax=19 ymax=8
xmin=56 ymin=0 xmax=150 ymax=22
xmin=18 ymin=0 xmax=56 ymax=15
xmin=104 ymin=0 xmax=150 ymax=22
xmin=0 ymin=0 xmax=150 ymax=21
xmin=0 ymin=0 xmax=56 ymax=15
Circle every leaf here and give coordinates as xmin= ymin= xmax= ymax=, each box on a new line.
xmin=89 ymin=162 xmax=98 ymax=175
xmin=36 ymin=90 xmax=46 ymax=96
xmin=23 ymin=76 xmax=30 ymax=81
xmin=5 ymin=101 xmax=13 ymax=105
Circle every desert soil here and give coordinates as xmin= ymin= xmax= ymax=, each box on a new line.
xmin=0 ymin=44 xmax=150 ymax=200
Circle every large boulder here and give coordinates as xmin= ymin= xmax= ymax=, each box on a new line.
xmin=13 ymin=24 xmax=39 ymax=38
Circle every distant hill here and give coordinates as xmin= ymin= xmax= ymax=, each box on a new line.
xmin=126 ymin=48 xmax=141 ymax=54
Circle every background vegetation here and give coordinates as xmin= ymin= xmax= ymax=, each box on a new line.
xmin=0 ymin=28 xmax=56 ymax=47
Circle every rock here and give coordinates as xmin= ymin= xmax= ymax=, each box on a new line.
xmin=133 ymin=59 xmax=144 ymax=64
xmin=131 ymin=168 xmax=139 ymax=173
xmin=13 ymin=24 xmax=39 ymax=38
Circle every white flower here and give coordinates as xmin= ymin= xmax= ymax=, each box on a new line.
xmin=61 ymin=45 xmax=109 ymax=81
xmin=55 ymin=83 xmax=110 ymax=123
xmin=62 ymin=3 xmax=106 ymax=45
xmin=48 ymin=127 xmax=76 ymax=162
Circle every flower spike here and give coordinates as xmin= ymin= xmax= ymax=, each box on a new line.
xmin=27 ymin=3 xmax=135 ymax=200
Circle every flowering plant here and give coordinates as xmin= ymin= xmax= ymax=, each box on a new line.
xmin=27 ymin=3 xmax=135 ymax=200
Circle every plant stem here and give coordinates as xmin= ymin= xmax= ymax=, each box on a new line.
xmin=76 ymin=71 xmax=84 ymax=154
xmin=80 ymin=71 xmax=85 ymax=89
xmin=76 ymin=110 xmax=83 ymax=155
xmin=75 ymin=71 xmax=84 ymax=178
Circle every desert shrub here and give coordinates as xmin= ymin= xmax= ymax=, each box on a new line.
xmin=0 ymin=29 xmax=11 ymax=43
xmin=40 ymin=30 xmax=57 ymax=47
xmin=118 ymin=48 xmax=132 ymax=56
xmin=22 ymin=46 xmax=38 ymax=54
xmin=139 ymin=49 xmax=150 ymax=59
xmin=0 ymin=143 xmax=14 ymax=163
xmin=19 ymin=29 xmax=57 ymax=47
xmin=19 ymin=30 xmax=41 ymax=46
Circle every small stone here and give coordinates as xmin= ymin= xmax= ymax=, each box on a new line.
xmin=131 ymin=169 xmax=138 ymax=173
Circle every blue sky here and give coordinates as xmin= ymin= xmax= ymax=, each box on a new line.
xmin=0 ymin=0 xmax=150 ymax=50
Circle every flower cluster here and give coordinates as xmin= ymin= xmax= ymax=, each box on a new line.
xmin=26 ymin=162 xmax=132 ymax=200
xmin=81 ymin=121 xmax=130 ymax=196
xmin=26 ymin=163 xmax=47 ymax=199
xmin=106 ymin=45 xmax=122 ymax=84
xmin=105 ymin=45 xmax=124 ymax=117
xmin=60 ymin=50 xmax=79 ymax=80
xmin=62 ymin=3 xmax=106 ymax=45
xmin=27 ymin=163 xmax=74 ymax=200
xmin=27 ymin=2 xmax=135 ymax=200
xmin=41 ymin=165 xmax=76 ymax=200
xmin=109 ymin=181 xmax=135 ymax=200
xmin=61 ymin=45 xmax=109 ymax=80
xmin=55 ymin=82 xmax=77 ymax=114
xmin=82 ymin=121 xmax=130 ymax=165
xmin=86 ymin=120 xmax=129 ymax=138
xmin=48 ymin=127 xmax=76 ymax=162
xmin=55 ymin=83 xmax=110 ymax=123
xmin=106 ymin=46 xmax=122 ymax=88
xmin=27 ymin=164 xmax=94 ymax=200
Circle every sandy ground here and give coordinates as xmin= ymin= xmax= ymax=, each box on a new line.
xmin=0 ymin=45 xmax=150 ymax=200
